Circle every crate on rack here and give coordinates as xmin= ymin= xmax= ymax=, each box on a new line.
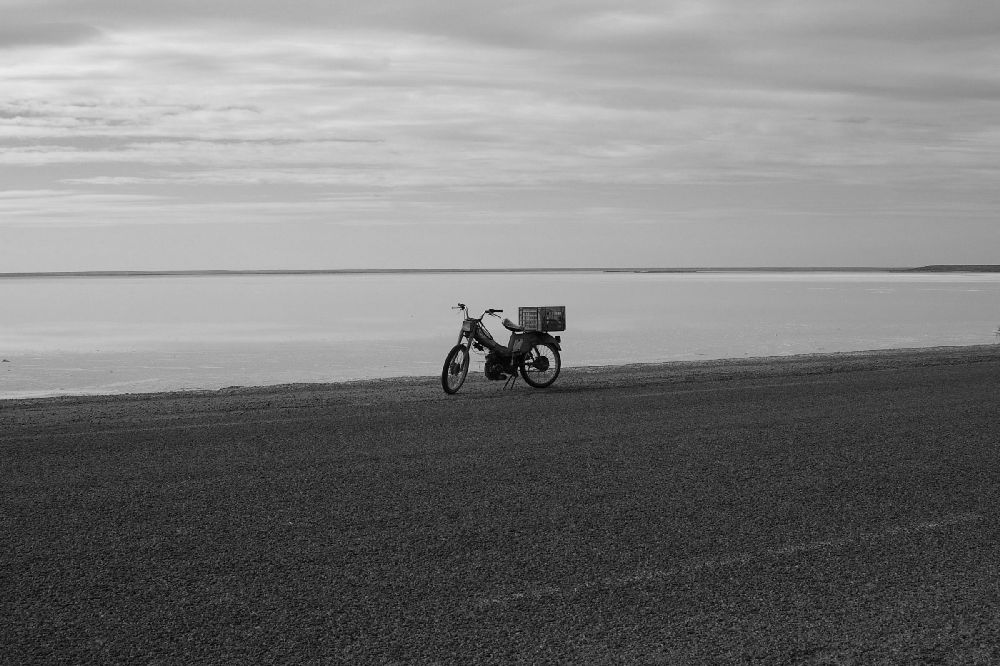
xmin=518 ymin=306 xmax=566 ymax=332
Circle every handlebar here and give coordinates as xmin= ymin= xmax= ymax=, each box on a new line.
xmin=452 ymin=304 xmax=503 ymax=318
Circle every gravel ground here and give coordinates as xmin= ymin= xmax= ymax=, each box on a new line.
xmin=3 ymin=345 xmax=1000 ymax=664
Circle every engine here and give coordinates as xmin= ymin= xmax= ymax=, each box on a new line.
xmin=484 ymin=353 xmax=508 ymax=381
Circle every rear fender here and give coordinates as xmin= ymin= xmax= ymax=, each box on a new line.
xmin=523 ymin=331 xmax=561 ymax=351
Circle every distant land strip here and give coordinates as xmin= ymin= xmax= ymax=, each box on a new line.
xmin=2 ymin=265 xmax=998 ymax=279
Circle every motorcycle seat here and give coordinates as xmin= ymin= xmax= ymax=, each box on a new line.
xmin=502 ymin=317 xmax=525 ymax=332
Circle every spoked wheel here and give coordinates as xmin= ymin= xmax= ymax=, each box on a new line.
xmin=441 ymin=344 xmax=471 ymax=394
xmin=519 ymin=343 xmax=561 ymax=388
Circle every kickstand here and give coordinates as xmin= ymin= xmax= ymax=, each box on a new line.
xmin=503 ymin=374 xmax=518 ymax=390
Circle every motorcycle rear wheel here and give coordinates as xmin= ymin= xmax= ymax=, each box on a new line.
xmin=441 ymin=344 xmax=471 ymax=394
xmin=519 ymin=343 xmax=561 ymax=388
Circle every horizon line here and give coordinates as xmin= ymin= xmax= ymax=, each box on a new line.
xmin=3 ymin=265 xmax=1000 ymax=279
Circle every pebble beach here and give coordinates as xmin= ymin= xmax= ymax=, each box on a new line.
xmin=4 ymin=345 xmax=1000 ymax=662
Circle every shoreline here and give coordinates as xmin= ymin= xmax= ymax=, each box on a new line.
xmin=5 ymin=343 xmax=998 ymax=407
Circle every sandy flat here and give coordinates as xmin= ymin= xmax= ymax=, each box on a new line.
xmin=3 ymin=345 xmax=1000 ymax=662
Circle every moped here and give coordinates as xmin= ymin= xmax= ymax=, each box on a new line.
xmin=441 ymin=303 xmax=562 ymax=394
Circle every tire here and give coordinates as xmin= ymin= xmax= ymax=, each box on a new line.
xmin=519 ymin=343 xmax=561 ymax=388
xmin=441 ymin=344 xmax=471 ymax=394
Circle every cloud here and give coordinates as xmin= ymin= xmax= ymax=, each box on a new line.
xmin=0 ymin=188 xmax=169 ymax=227
xmin=2 ymin=0 xmax=999 ymax=267
xmin=0 ymin=22 xmax=102 ymax=48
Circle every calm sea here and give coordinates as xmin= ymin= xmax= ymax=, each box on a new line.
xmin=2 ymin=271 xmax=999 ymax=398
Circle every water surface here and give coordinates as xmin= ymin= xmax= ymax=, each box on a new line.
xmin=2 ymin=271 xmax=998 ymax=398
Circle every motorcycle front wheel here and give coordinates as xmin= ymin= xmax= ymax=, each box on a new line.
xmin=441 ymin=344 xmax=471 ymax=394
xmin=519 ymin=343 xmax=561 ymax=388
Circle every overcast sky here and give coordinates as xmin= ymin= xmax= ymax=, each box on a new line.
xmin=2 ymin=0 xmax=999 ymax=270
